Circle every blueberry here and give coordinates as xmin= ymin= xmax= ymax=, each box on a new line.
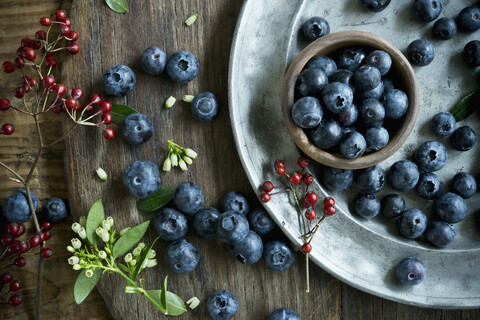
xmin=452 ymin=172 xmax=477 ymax=199
xmin=192 ymin=207 xmax=220 ymax=240
xmin=413 ymin=0 xmax=442 ymax=22
xmin=435 ymin=192 xmax=467 ymax=223
xmin=173 ymin=182 xmax=204 ymax=215
xmin=365 ymin=50 xmax=392 ymax=75
xmin=382 ymin=77 xmax=395 ymax=93
xmin=457 ymin=6 xmax=480 ymax=33
xmin=451 ymin=126 xmax=477 ymax=151
xmin=247 ymin=207 xmax=275 ymax=235
xmin=322 ymin=166 xmax=354 ymax=191
xmin=398 ymin=208 xmax=427 ymax=239
xmin=337 ymin=103 xmax=358 ymax=127
xmin=395 ymin=256 xmax=426 ymax=286
xmin=268 ymin=308 xmax=301 ymax=320
xmin=354 ymin=65 xmax=381 ymax=91
xmin=221 ymin=191 xmax=250 ymax=216
xmin=295 ymin=68 xmax=329 ymax=98
xmin=407 ymin=39 xmax=435 ymax=67
xmin=356 ymin=81 xmax=385 ymax=101
xmin=102 ymin=64 xmax=136 ymax=97
xmin=365 ymin=126 xmax=389 ymax=151
xmin=425 ymin=221 xmax=455 ymax=248
xmin=339 ymin=131 xmax=366 ymax=159
xmin=414 ymin=141 xmax=447 ymax=173
xmin=381 ymin=89 xmax=408 ymax=119
xmin=341 ymin=126 xmax=357 ymax=137
xmin=263 ymin=240 xmax=296 ymax=271
xmin=311 ymin=119 xmax=342 ymax=149
xmin=140 ymin=46 xmax=166 ymax=75
xmin=166 ymin=50 xmax=199 ymax=83
xmin=464 ymin=40 xmax=480 ymax=67
xmin=431 ymin=112 xmax=456 ymax=136
xmin=433 ymin=17 xmax=457 ymax=40
xmin=191 ymin=91 xmax=219 ymax=122
xmin=305 ymin=56 xmax=337 ymax=77
xmin=291 ymin=96 xmax=323 ymax=129
xmin=122 ymin=113 xmax=154 ymax=145
xmin=153 ymin=208 xmax=188 ymax=241
xmin=354 ymin=165 xmax=385 ymax=194
xmin=415 ymin=173 xmax=443 ymax=199
xmin=123 ymin=160 xmax=161 ymax=199
xmin=43 ymin=197 xmax=67 ymax=223
xmin=229 ymin=230 xmax=263 ymax=264
xmin=361 ymin=0 xmax=391 ymax=12
xmin=301 ymin=17 xmax=330 ymax=43
xmin=3 ymin=189 xmax=38 ymax=223
xmin=335 ymin=47 xmax=367 ymax=72
xmin=207 ymin=290 xmax=238 ymax=320
xmin=328 ymin=69 xmax=356 ymax=93
xmin=216 ymin=210 xmax=249 ymax=244
xmin=381 ymin=194 xmax=405 ymax=218
xmin=354 ymin=194 xmax=381 ymax=218
xmin=165 ymin=239 xmax=199 ymax=273
xmin=359 ymin=99 xmax=385 ymax=127
xmin=388 ymin=160 xmax=420 ymax=192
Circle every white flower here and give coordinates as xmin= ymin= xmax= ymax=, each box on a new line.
xmin=85 ymin=269 xmax=94 ymax=278
xmin=132 ymin=247 xmax=142 ymax=257
xmin=182 ymin=95 xmax=194 ymax=103
xmin=71 ymin=238 xmax=82 ymax=249
xmin=96 ymin=168 xmax=108 ymax=181
xmin=141 ymin=258 xmax=149 ymax=269
xmin=79 ymin=216 xmax=87 ymax=228
xmin=184 ymin=148 xmax=197 ymax=159
xmin=119 ymin=227 xmax=131 ymax=236
xmin=130 ymin=259 xmax=137 ymax=266
xmin=78 ymin=227 xmax=87 ymax=239
xmin=147 ymin=249 xmax=156 ymax=259
xmin=106 ymin=216 xmax=114 ymax=229
xmin=137 ymin=243 xmax=145 ymax=250
xmin=183 ymin=155 xmax=193 ymax=165
xmin=67 ymin=246 xmax=75 ymax=253
xmin=68 ymin=256 xmax=79 ymax=265
xmin=102 ymin=220 xmax=111 ymax=232
xmin=98 ymin=251 xmax=107 ymax=259
xmin=124 ymin=253 xmax=133 ymax=263
xmin=72 ymin=264 xmax=82 ymax=270
xmin=146 ymin=259 xmax=157 ymax=268
xmin=96 ymin=227 xmax=109 ymax=242
xmin=170 ymin=154 xmax=178 ymax=166
xmin=162 ymin=157 xmax=172 ymax=172
xmin=186 ymin=297 xmax=200 ymax=309
xmin=71 ymin=222 xmax=81 ymax=234
xmin=179 ymin=159 xmax=188 ymax=171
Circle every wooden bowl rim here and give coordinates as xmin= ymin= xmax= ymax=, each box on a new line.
xmin=281 ymin=30 xmax=420 ymax=170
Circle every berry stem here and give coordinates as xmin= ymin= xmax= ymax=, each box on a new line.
xmin=0 ymin=161 xmax=25 ymax=182
xmin=305 ymin=253 xmax=310 ymax=293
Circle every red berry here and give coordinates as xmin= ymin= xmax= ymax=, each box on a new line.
xmin=2 ymin=61 xmax=15 ymax=73
xmin=302 ymin=197 xmax=311 ymax=208
xmin=71 ymin=88 xmax=83 ymax=99
xmin=67 ymin=30 xmax=79 ymax=41
xmin=16 ymin=47 xmax=25 ymax=57
xmin=75 ymin=102 xmax=82 ymax=111
xmin=30 ymin=40 xmax=42 ymax=50
xmin=41 ymin=248 xmax=53 ymax=258
xmin=298 ymin=157 xmax=310 ymax=169
xmin=274 ymin=159 xmax=285 ymax=169
xmin=35 ymin=30 xmax=47 ymax=40
xmin=20 ymin=38 xmax=31 ymax=48
xmin=1 ymin=234 xmax=14 ymax=246
xmin=84 ymin=105 xmax=95 ymax=113
xmin=1 ymin=123 xmax=15 ymax=135
xmin=28 ymin=78 xmax=38 ymax=88
xmin=103 ymin=128 xmax=115 ymax=140
xmin=15 ymin=224 xmax=25 ymax=237
xmin=101 ymin=112 xmax=113 ymax=124
xmin=45 ymin=56 xmax=57 ymax=68
xmin=8 ymin=223 xmax=19 ymax=235
xmin=324 ymin=197 xmax=335 ymax=206
xmin=301 ymin=242 xmax=312 ymax=253
xmin=43 ymin=75 xmax=55 ymax=88
xmin=89 ymin=94 xmax=102 ymax=105
xmin=29 ymin=235 xmax=41 ymax=248
xmin=59 ymin=25 xmax=70 ymax=36
xmin=14 ymin=87 xmax=24 ymax=99
xmin=55 ymin=9 xmax=67 ymax=21
xmin=14 ymin=257 xmax=26 ymax=267
xmin=305 ymin=209 xmax=316 ymax=220
xmin=41 ymin=221 xmax=52 ymax=230
xmin=42 ymin=231 xmax=52 ymax=241
xmin=53 ymin=84 xmax=66 ymax=96
xmin=9 ymin=294 xmax=22 ymax=306
xmin=323 ymin=205 xmax=336 ymax=217
xmin=289 ymin=172 xmax=302 ymax=185
xmin=261 ymin=181 xmax=274 ymax=192
xmin=21 ymin=84 xmax=30 ymax=93
xmin=14 ymin=57 xmax=25 ymax=69
xmin=63 ymin=18 xmax=72 ymax=27
xmin=1 ymin=272 xmax=13 ymax=283
xmin=38 ymin=231 xmax=46 ymax=242
xmin=7 ymin=242 xmax=17 ymax=254
xmin=40 ymin=17 xmax=51 ymax=26
xmin=10 ymin=280 xmax=21 ymax=292
xmin=23 ymin=48 xmax=36 ymax=61
xmin=302 ymin=174 xmax=314 ymax=185
xmin=53 ymin=105 xmax=63 ymax=114
xmin=0 ymin=98 xmax=11 ymax=111
xmin=100 ymin=101 xmax=112 ymax=113
xmin=275 ymin=166 xmax=285 ymax=175
xmin=68 ymin=42 xmax=80 ymax=54
xmin=304 ymin=191 xmax=317 ymax=206
xmin=260 ymin=192 xmax=271 ymax=203
xmin=16 ymin=241 xmax=28 ymax=253
xmin=65 ymin=98 xmax=77 ymax=109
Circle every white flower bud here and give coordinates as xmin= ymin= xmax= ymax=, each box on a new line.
xmin=78 ymin=227 xmax=87 ymax=239
xmin=119 ymin=227 xmax=131 ymax=236
xmin=124 ymin=253 xmax=133 ymax=263
xmin=162 ymin=157 xmax=172 ymax=172
xmin=96 ymin=227 xmax=109 ymax=242
xmin=72 ymin=264 xmax=82 ymax=270
xmin=106 ymin=217 xmax=114 ymax=229
xmin=146 ymin=259 xmax=157 ymax=268
xmin=170 ymin=154 xmax=178 ymax=166
xmin=101 ymin=232 xmax=109 ymax=243
xmin=71 ymin=238 xmax=82 ymax=249
xmin=79 ymin=259 xmax=85 ymax=265
xmin=183 ymin=155 xmax=193 ymax=165
xmin=67 ymin=246 xmax=75 ymax=253
xmin=184 ymin=148 xmax=197 ymax=159
xmin=68 ymin=256 xmax=79 ymax=265
xmin=132 ymin=247 xmax=142 ymax=257
xmin=85 ymin=269 xmax=94 ymax=278
xmin=96 ymin=168 xmax=108 ymax=181
xmin=147 ymin=249 xmax=156 ymax=259
xmin=102 ymin=220 xmax=111 ymax=232
xmin=71 ymin=222 xmax=81 ymax=234
xmin=182 ymin=95 xmax=194 ymax=103
xmin=179 ymin=159 xmax=188 ymax=171
xmin=79 ymin=216 xmax=87 ymax=228
xmin=98 ymin=250 xmax=107 ymax=259
xmin=130 ymin=259 xmax=137 ymax=266
xmin=186 ymin=297 xmax=200 ymax=309
xmin=137 ymin=243 xmax=145 ymax=250
xmin=141 ymin=258 xmax=149 ymax=269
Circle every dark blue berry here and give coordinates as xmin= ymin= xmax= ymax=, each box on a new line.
xmin=354 ymin=65 xmax=381 ymax=91
xmin=361 ymin=0 xmax=391 ymax=12
xmin=102 ymin=64 xmax=136 ymax=97
xmin=354 ymin=194 xmax=380 ymax=218
xmin=173 ymin=182 xmax=204 ymax=215
xmin=301 ymin=17 xmax=330 ymax=43
xmin=321 ymin=166 xmax=354 ymax=191
xmin=268 ymin=308 xmax=301 ymax=320
xmin=388 ymin=160 xmax=420 ymax=192
xmin=365 ymin=50 xmax=392 ymax=75
xmin=291 ymin=96 xmax=323 ymax=129
xmin=166 ymin=50 xmax=199 ymax=83
xmin=153 ymin=208 xmax=188 ymax=241
xmin=328 ymin=69 xmax=356 ymax=93
xmin=335 ymin=47 xmax=367 ymax=72
xmin=415 ymin=173 xmax=443 ymax=199
xmin=433 ymin=17 xmax=457 ymax=40
xmin=451 ymin=126 xmax=477 ymax=151
xmin=339 ymin=131 xmax=366 ymax=159
xmin=464 ymin=40 xmax=480 ymax=67
xmin=3 ymin=190 xmax=38 ymax=223
xmin=381 ymin=194 xmax=405 ymax=218
xmin=365 ymin=126 xmax=389 ymax=151
xmin=123 ymin=160 xmax=161 ymax=199
xmin=311 ymin=119 xmax=342 ymax=149
xmin=191 ymin=91 xmax=219 ymax=122
xmin=221 ymin=191 xmax=250 ymax=216
xmin=359 ymin=99 xmax=385 ymax=127
xmin=216 ymin=210 xmax=249 ymax=244
xmin=43 ymin=197 xmax=67 ymax=223
xmin=356 ymin=81 xmax=385 ymax=101
xmin=414 ymin=141 xmax=447 ymax=173
xmin=122 ymin=113 xmax=154 ymax=145
xmin=247 ymin=208 xmax=275 ymax=235
xmin=229 ymin=230 xmax=263 ymax=264
xmin=354 ymin=165 xmax=385 ymax=194
xmin=140 ymin=46 xmax=166 ymax=75
xmin=425 ymin=221 xmax=455 ymax=248
xmin=165 ymin=239 xmax=199 ymax=273
xmin=398 ymin=208 xmax=427 ymax=239
xmin=263 ymin=241 xmax=296 ymax=271
xmin=337 ymin=103 xmax=358 ymax=127
xmin=413 ymin=0 xmax=442 ymax=22
xmin=192 ymin=207 xmax=220 ymax=240
xmin=382 ymin=77 xmax=395 ymax=93
xmin=295 ymin=68 xmax=328 ymax=98
xmin=452 ymin=172 xmax=477 ymax=199
xmin=435 ymin=192 xmax=467 ymax=223
xmin=431 ymin=112 xmax=456 ymax=136
xmin=396 ymin=256 xmax=426 ymax=286
xmin=207 ymin=290 xmax=238 ymax=320
xmin=322 ymin=82 xmax=354 ymax=114
xmin=381 ymin=89 xmax=408 ymax=119
xmin=305 ymin=56 xmax=337 ymax=77
xmin=457 ymin=6 xmax=480 ymax=33
xmin=407 ymin=39 xmax=435 ymax=66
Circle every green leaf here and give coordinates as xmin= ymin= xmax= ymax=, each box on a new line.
xmin=450 ymin=90 xmax=480 ymax=121
xmin=161 ymin=276 xmax=168 ymax=313
xmin=110 ymin=104 xmax=138 ymax=126
xmin=119 ymin=263 xmax=129 ymax=273
xmin=74 ymin=269 xmax=101 ymax=304
xmin=112 ymin=220 xmax=150 ymax=258
xmin=131 ymin=237 xmax=159 ymax=281
xmin=146 ymin=289 xmax=187 ymax=316
xmin=86 ymin=199 xmax=105 ymax=246
xmin=136 ymin=186 xmax=175 ymax=212
xmin=105 ymin=0 xmax=129 ymax=13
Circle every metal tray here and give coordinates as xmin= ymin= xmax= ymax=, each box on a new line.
xmin=229 ymin=0 xmax=480 ymax=309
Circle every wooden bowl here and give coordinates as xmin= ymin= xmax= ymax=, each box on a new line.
xmin=281 ymin=31 xmax=419 ymax=170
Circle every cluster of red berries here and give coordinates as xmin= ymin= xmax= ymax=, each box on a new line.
xmin=0 ymin=9 xmax=115 ymax=140
xmin=0 ymin=222 xmax=53 ymax=307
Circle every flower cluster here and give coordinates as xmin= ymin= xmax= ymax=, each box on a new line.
xmin=162 ymin=140 xmax=198 ymax=172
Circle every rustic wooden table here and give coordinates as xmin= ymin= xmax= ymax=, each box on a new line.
xmin=1 ymin=1 xmax=479 ymax=319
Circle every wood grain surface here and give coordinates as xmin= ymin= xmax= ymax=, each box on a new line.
xmin=1 ymin=0 xmax=480 ymax=319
